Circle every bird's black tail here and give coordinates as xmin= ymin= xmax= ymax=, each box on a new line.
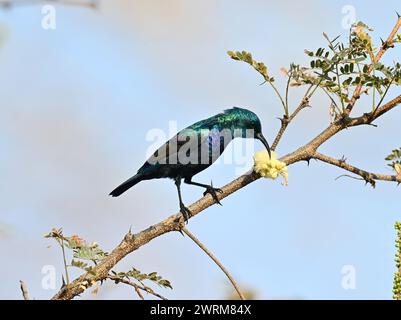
xmin=109 ymin=174 xmax=143 ymax=197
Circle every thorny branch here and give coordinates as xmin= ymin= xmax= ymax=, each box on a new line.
xmin=49 ymin=17 xmax=401 ymax=300
xmin=313 ymin=152 xmax=401 ymax=187
xmin=106 ymin=275 xmax=168 ymax=300
xmin=271 ymin=95 xmax=310 ymax=151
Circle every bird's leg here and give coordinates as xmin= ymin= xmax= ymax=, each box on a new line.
xmin=184 ymin=178 xmax=223 ymax=205
xmin=175 ymin=178 xmax=191 ymax=223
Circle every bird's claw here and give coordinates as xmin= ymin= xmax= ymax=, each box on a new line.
xmin=203 ymin=185 xmax=223 ymax=205
xmin=180 ymin=204 xmax=192 ymax=223
xmin=177 ymin=228 xmax=185 ymax=236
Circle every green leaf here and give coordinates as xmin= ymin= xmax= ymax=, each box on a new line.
xmin=71 ymin=259 xmax=88 ymax=270
xmin=304 ymin=49 xmax=314 ymax=57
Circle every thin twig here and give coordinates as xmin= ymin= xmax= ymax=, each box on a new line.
xmin=19 ymin=280 xmax=29 ymax=300
xmin=268 ymin=81 xmax=287 ymax=115
xmin=335 ymin=174 xmax=365 ymax=181
xmin=107 ymin=275 xmax=167 ymax=300
xmin=181 ymin=227 xmax=245 ymax=300
xmin=60 ymin=238 xmax=70 ymax=285
xmin=374 ymin=72 xmax=396 ymax=112
xmin=284 ymin=68 xmax=292 ymax=114
xmin=271 ymin=94 xmax=310 ymax=151
xmin=313 ymin=151 xmax=401 ymax=187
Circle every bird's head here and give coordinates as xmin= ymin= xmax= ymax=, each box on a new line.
xmin=223 ymin=107 xmax=271 ymax=158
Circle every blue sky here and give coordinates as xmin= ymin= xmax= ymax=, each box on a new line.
xmin=0 ymin=0 xmax=400 ymax=299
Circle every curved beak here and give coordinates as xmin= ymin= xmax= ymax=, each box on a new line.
xmin=256 ymin=133 xmax=271 ymax=159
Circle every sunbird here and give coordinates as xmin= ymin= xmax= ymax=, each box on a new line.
xmin=110 ymin=107 xmax=271 ymax=221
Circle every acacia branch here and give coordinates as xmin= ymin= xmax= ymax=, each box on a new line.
xmin=182 ymin=227 xmax=245 ymax=300
xmin=344 ymin=15 xmax=401 ymax=115
xmin=106 ymin=275 xmax=167 ymax=300
xmin=313 ymin=152 xmax=401 ymax=187
xmin=271 ymin=95 xmax=310 ymax=151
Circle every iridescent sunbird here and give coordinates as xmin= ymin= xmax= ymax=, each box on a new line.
xmin=110 ymin=107 xmax=271 ymax=221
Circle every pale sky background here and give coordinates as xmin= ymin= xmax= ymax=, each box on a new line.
xmin=0 ymin=0 xmax=400 ymax=299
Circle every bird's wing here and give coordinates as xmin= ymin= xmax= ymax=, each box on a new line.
xmin=144 ymin=116 xmax=221 ymax=167
xmin=145 ymin=129 xmax=209 ymax=166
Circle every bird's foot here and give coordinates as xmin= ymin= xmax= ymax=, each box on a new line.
xmin=179 ymin=203 xmax=192 ymax=224
xmin=173 ymin=216 xmax=186 ymax=235
xmin=203 ymin=182 xmax=223 ymax=205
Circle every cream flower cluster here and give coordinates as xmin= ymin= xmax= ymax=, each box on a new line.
xmin=253 ymin=150 xmax=288 ymax=185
